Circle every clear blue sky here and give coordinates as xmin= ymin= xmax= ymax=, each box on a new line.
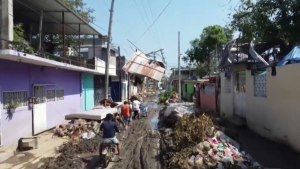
xmin=85 ymin=0 xmax=239 ymax=74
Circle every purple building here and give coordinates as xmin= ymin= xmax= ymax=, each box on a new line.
xmin=0 ymin=0 xmax=116 ymax=146
xmin=0 ymin=58 xmax=82 ymax=145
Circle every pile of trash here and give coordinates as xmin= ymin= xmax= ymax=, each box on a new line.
xmin=159 ymin=105 xmax=261 ymax=169
xmin=39 ymin=135 xmax=99 ymax=169
xmin=158 ymin=103 xmax=195 ymax=127
xmin=168 ymin=92 xmax=183 ymax=103
xmin=53 ymin=119 xmax=99 ymax=145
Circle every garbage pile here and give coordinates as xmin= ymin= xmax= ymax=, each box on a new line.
xmin=168 ymin=92 xmax=183 ymax=103
xmin=158 ymin=103 xmax=194 ymax=127
xmin=159 ymin=105 xmax=261 ymax=169
xmin=39 ymin=136 xmax=99 ymax=169
xmin=53 ymin=119 xmax=99 ymax=145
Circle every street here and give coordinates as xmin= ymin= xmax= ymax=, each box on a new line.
xmin=86 ymin=95 xmax=162 ymax=169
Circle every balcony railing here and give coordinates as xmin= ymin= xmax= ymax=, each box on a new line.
xmin=0 ymin=38 xmax=96 ymax=69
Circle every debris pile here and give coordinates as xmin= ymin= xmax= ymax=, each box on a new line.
xmin=158 ymin=103 xmax=194 ymax=127
xmin=168 ymin=92 xmax=183 ymax=103
xmin=53 ymin=119 xmax=99 ymax=145
xmin=159 ymin=105 xmax=261 ymax=169
xmin=39 ymin=136 xmax=99 ymax=169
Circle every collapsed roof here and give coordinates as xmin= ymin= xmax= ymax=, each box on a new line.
xmin=123 ymin=50 xmax=166 ymax=81
xmin=219 ymin=38 xmax=269 ymax=68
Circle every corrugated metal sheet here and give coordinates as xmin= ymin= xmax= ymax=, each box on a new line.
xmin=123 ymin=50 xmax=165 ymax=81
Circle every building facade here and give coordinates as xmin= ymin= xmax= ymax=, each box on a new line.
xmin=0 ymin=0 xmax=116 ymax=146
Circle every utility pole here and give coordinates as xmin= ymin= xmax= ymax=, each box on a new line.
xmin=104 ymin=0 xmax=115 ymax=99
xmin=118 ymin=46 xmax=122 ymax=101
xmin=178 ymin=31 xmax=181 ymax=98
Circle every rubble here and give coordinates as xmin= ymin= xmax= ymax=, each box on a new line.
xmin=52 ymin=119 xmax=100 ymax=145
xmin=158 ymin=104 xmax=261 ymax=169
xmin=168 ymin=92 xmax=183 ymax=103
xmin=158 ymin=103 xmax=195 ymax=128
xmin=39 ymin=136 xmax=99 ymax=169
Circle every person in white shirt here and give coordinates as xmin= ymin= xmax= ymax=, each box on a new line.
xmin=132 ymin=99 xmax=141 ymax=119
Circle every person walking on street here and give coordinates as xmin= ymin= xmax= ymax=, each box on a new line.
xmin=132 ymin=99 xmax=141 ymax=119
xmin=128 ymin=100 xmax=133 ymax=124
xmin=121 ymin=101 xmax=131 ymax=130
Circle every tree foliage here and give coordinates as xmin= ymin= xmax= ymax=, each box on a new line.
xmin=184 ymin=25 xmax=233 ymax=76
xmin=229 ymin=0 xmax=300 ymax=55
xmin=60 ymin=0 xmax=95 ymax=23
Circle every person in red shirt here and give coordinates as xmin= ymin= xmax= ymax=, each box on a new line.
xmin=121 ymin=101 xmax=131 ymax=130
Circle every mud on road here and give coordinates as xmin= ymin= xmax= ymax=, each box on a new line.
xmin=86 ymin=99 xmax=162 ymax=169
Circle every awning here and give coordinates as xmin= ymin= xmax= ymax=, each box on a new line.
xmin=123 ymin=50 xmax=166 ymax=81
xmin=13 ymin=0 xmax=102 ymax=35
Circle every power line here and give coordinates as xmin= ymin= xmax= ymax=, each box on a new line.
xmin=91 ymin=23 xmax=107 ymax=32
xmin=140 ymin=0 xmax=160 ymax=48
xmin=135 ymin=0 xmax=173 ymax=42
xmin=147 ymin=0 xmax=162 ymax=48
xmin=102 ymin=0 xmax=133 ymax=36
xmin=133 ymin=0 xmax=159 ymax=47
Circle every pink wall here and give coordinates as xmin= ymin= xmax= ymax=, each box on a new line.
xmin=199 ymin=84 xmax=216 ymax=110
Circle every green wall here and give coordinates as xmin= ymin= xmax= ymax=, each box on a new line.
xmin=82 ymin=73 xmax=94 ymax=111
xmin=181 ymin=82 xmax=195 ymax=102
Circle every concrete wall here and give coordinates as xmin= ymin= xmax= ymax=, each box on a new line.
xmin=200 ymin=84 xmax=216 ymax=110
xmin=87 ymin=46 xmax=102 ymax=59
xmin=0 ymin=59 xmax=81 ymax=146
xmin=0 ymin=0 xmax=13 ymax=49
xmin=246 ymin=64 xmax=300 ymax=152
xmin=220 ymin=64 xmax=300 ymax=152
xmin=182 ymin=82 xmax=194 ymax=102
xmin=220 ymin=72 xmax=233 ymax=117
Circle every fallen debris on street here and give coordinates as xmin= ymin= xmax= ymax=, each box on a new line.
xmin=159 ymin=103 xmax=261 ymax=169
xmin=52 ymin=119 xmax=99 ymax=145
xmin=39 ymin=136 xmax=99 ymax=169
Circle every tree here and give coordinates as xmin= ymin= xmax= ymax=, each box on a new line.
xmin=61 ymin=0 xmax=95 ymax=23
xmin=229 ymin=0 xmax=300 ymax=56
xmin=185 ymin=25 xmax=233 ymax=75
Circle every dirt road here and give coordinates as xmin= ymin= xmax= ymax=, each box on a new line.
xmin=86 ymin=98 xmax=162 ymax=169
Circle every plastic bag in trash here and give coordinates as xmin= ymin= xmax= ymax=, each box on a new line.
xmin=81 ymin=131 xmax=96 ymax=139
xmin=188 ymin=155 xmax=195 ymax=165
xmin=220 ymin=156 xmax=234 ymax=164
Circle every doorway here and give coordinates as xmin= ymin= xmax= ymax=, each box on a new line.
xmin=32 ymin=85 xmax=47 ymax=135
xmin=233 ymin=71 xmax=246 ymax=118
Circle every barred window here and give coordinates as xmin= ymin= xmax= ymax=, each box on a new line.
xmin=254 ymin=74 xmax=267 ymax=98
xmin=47 ymin=90 xmax=55 ymax=102
xmin=56 ymin=89 xmax=64 ymax=101
xmin=3 ymin=91 xmax=28 ymax=109
xmin=33 ymin=86 xmax=46 ymax=103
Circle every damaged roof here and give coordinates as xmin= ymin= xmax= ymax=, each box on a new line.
xmin=123 ymin=50 xmax=166 ymax=81
xmin=219 ymin=38 xmax=269 ymax=68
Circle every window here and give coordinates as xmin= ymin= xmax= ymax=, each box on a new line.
xmin=47 ymin=90 xmax=55 ymax=102
xmin=33 ymin=86 xmax=46 ymax=103
xmin=254 ymin=74 xmax=267 ymax=98
xmin=80 ymin=52 xmax=89 ymax=58
xmin=185 ymin=84 xmax=187 ymax=92
xmin=56 ymin=89 xmax=64 ymax=101
xmin=2 ymin=91 xmax=28 ymax=109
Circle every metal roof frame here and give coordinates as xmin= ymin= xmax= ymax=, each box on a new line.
xmin=13 ymin=0 xmax=102 ymax=35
